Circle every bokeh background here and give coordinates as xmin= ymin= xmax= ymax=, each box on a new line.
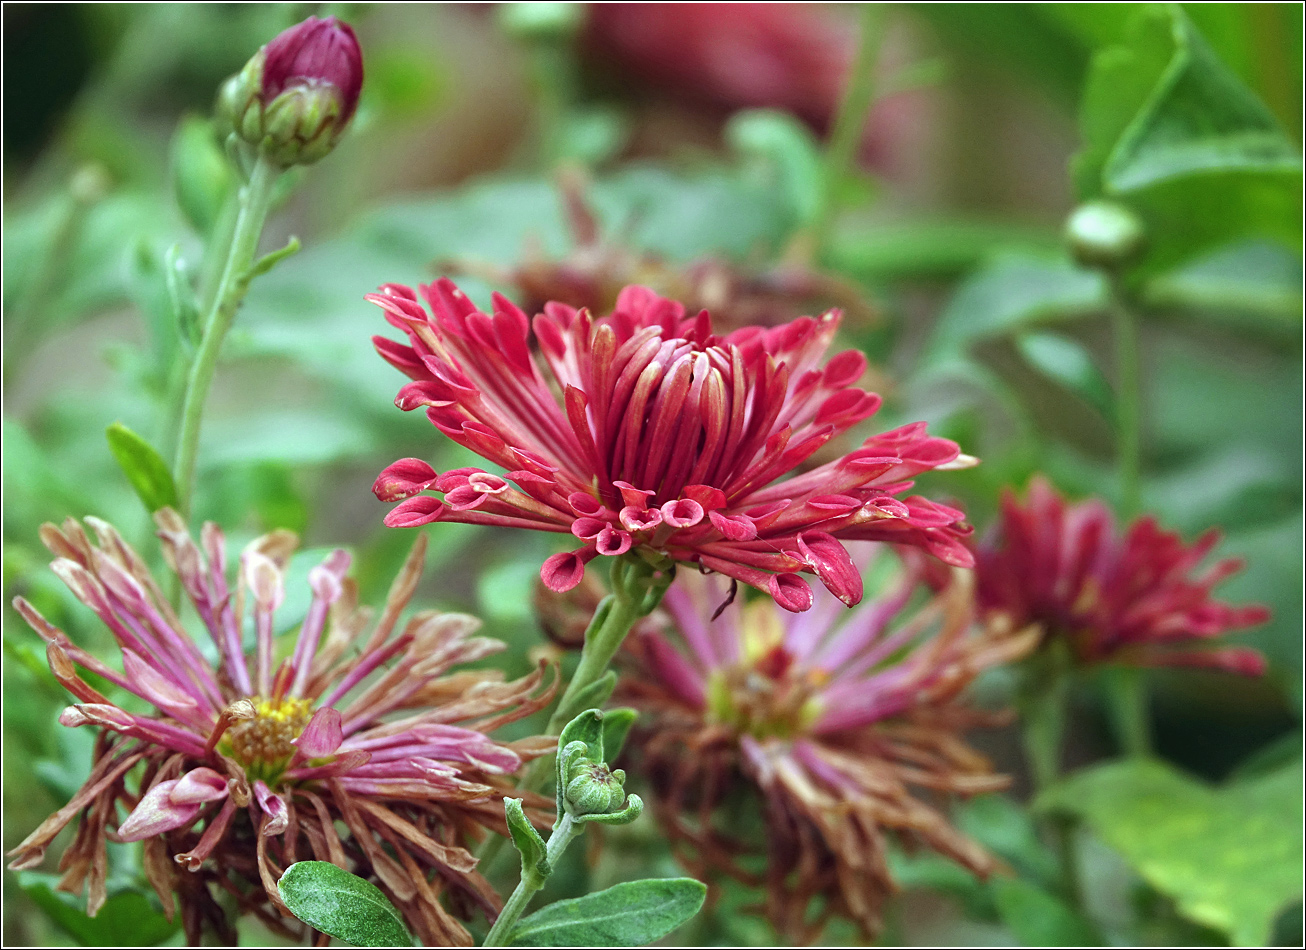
xmin=4 ymin=3 xmax=1301 ymax=945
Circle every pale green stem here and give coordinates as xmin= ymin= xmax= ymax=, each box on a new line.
xmin=477 ymin=557 xmax=665 ymax=872
xmin=1108 ymin=279 xmax=1153 ymax=758
xmin=172 ymin=155 xmax=279 ymax=518
xmin=1110 ymin=282 xmax=1142 ymax=520
xmin=813 ymin=3 xmax=884 ymax=256
xmin=483 ymin=813 xmax=580 ymax=947
xmin=1021 ymin=646 xmax=1083 ymax=910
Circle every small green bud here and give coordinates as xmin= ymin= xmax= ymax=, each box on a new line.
xmin=1065 ymin=201 xmax=1145 ymax=271
xmin=498 ymin=2 xmax=584 ymax=42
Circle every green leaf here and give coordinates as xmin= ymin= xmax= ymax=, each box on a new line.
xmin=727 ymin=109 xmax=825 ymax=227
xmin=1016 ymin=331 xmax=1115 ymax=420
xmin=1142 ymin=239 xmax=1302 ymax=334
xmin=560 ymin=670 xmax=617 ymax=721
xmin=600 ymin=707 xmax=638 ymax=762
xmin=18 ymin=872 xmax=179 ymax=947
xmin=924 ymin=252 xmax=1108 ymax=367
xmin=1039 ymin=758 xmax=1303 ymax=945
xmin=557 ymin=708 xmax=606 ymax=763
xmin=1073 ymin=6 xmax=1302 ymax=276
xmin=990 ymin=877 xmax=1101 ymax=947
xmin=278 ymin=862 xmax=412 ymax=948
xmin=956 ymin=794 xmax=1060 ymax=890
xmin=105 ymin=422 xmax=178 ymax=513
xmin=1101 ymin=10 xmax=1300 ymax=193
xmin=828 ymin=218 xmax=1060 ymax=282
xmin=509 ymin=877 xmax=707 ymax=947
xmin=505 ymin=798 xmax=551 ymax=886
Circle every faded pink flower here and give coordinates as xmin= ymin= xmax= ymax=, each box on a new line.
xmin=976 ymin=476 xmax=1269 ymax=674
xmin=9 ymin=512 xmax=554 ymax=946
xmin=370 ymin=280 xmax=975 ymax=612
xmin=618 ymin=549 xmax=1037 ymax=940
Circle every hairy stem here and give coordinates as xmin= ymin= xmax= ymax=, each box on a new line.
xmin=172 ymin=155 xmax=279 ymax=518
xmin=483 ymin=813 xmax=580 ymax=947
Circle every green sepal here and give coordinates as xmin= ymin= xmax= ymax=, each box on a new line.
xmin=504 ymin=798 xmax=551 ymax=887
xmin=572 ymin=793 xmax=643 ymax=826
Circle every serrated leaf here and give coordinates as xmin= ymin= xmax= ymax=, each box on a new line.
xmin=509 ymin=877 xmax=706 ymax=947
xmin=277 ymin=861 xmax=412 ymax=948
xmin=1039 ymin=759 xmax=1303 ymax=945
xmin=991 ymin=877 xmax=1101 ymax=947
xmin=105 ymin=422 xmax=178 ymax=513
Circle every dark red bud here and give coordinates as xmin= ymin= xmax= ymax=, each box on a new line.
xmin=262 ymin=16 xmax=364 ymax=123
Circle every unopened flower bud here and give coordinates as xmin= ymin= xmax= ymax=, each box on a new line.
xmin=1065 ymin=201 xmax=1145 ymax=271
xmin=564 ymin=763 xmax=626 ymax=817
xmin=216 ymin=16 xmax=364 ymax=168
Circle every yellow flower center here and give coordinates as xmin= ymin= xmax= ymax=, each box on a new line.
xmin=705 ymin=611 xmax=823 ymax=742
xmin=222 ymin=696 xmax=313 ymax=783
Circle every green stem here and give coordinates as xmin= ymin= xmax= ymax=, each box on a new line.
xmin=483 ymin=813 xmax=580 ymax=947
xmin=1103 ymin=665 xmax=1152 ymax=758
xmin=1110 ymin=282 xmax=1142 ymax=520
xmin=477 ymin=557 xmax=666 ymax=872
xmin=813 ymin=3 xmax=883 ymax=257
xmin=171 ymin=155 xmax=279 ymax=518
xmin=1021 ymin=647 xmax=1083 ymax=910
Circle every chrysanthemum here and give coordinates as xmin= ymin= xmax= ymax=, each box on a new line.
xmin=975 ymin=476 xmax=1269 ymax=674
xmin=615 ymin=548 xmax=1037 ymax=941
xmin=370 ymin=279 xmax=974 ymax=612
xmin=8 ymin=512 xmax=555 ymax=946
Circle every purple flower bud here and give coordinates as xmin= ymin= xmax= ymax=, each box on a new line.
xmin=262 ymin=16 xmax=363 ymax=125
xmin=216 ymin=16 xmax=364 ymax=168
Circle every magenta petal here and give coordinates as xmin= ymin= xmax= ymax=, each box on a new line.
xmin=296 ymin=706 xmax=344 ymax=758
xmin=171 ymin=768 xmax=230 ymax=804
xmin=709 ymin=510 xmax=758 ymax=541
xmin=541 ymin=549 xmax=596 ymax=592
xmin=118 ymin=780 xmax=201 ymax=841
xmin=769 ymin=573 xmax=814 ymax=613
xmin=373 ymin=458 xmax=438 ymax=502
xmin=254 ymin=780 xmax=289 ymax=836
xmin=384 ymin=495 xmax=445 ymax=528
xmin=797 ymin=532 xmax=863 ymax=607
xmin=121 ymin=649 xmax=199 ymax=711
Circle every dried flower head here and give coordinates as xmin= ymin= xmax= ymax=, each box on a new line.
xmin=618 ymin=549 xmax=1037 ymax=940
xmin=9 ymin=512 xmax=555 ymax=945
xmin=443 ymin=171 xmax=876 ymax=333
xmin=370 ymin=280 xmax=975 ymax=613
xmin=976 ymin=476 xmax=1269 ymax=674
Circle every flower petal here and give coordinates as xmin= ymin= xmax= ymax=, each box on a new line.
xmin=118 ymin=780 xmax=201 ymax=841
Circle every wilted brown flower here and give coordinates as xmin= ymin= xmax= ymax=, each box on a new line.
xmin=618 ymin=549 xmax=1036 ymax=941
xmin=9 ymin=513 xmax=555 ymax=945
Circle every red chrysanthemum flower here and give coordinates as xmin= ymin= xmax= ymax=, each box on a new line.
xmin=369 ymin=280 xmax=975 ymax=612
xmin=9 ymin=512 xmax=555 ymax=945
xmin=617 ymin=550 xmax=1036 ymax=940
xmin=976 ymin=476 xmax=1270 ymax=674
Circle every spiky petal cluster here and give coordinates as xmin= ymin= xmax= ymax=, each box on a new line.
xmin=976 ymin=476 xmax=1269 ymax=674
xmin=8 ymin=512 xmax=555 ymax=946
xmin=370 ymin=280 xmax=974 ymax=612
xmin=618 ymin=549 xmax=1037 ymax=940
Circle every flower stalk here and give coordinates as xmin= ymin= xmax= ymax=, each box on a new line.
xmin=483 ymin=813 xmax=579 ymax=946
xmin=171 ymin=152 xmax=279 ymax=518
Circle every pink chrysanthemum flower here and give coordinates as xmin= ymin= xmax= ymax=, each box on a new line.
xmin=9 ymin=512 xmax=555 ymax=946
xmin=616 ymin=549 xmax=1037 ymax=940
xmin=369 ymin=280 xmax=975 ymax=612
xmin=976 ymin=476 xmax=1269 ymax=674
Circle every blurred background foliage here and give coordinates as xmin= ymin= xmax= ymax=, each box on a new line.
xmin=3 ymin=3 xmax=1301 ymax=946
